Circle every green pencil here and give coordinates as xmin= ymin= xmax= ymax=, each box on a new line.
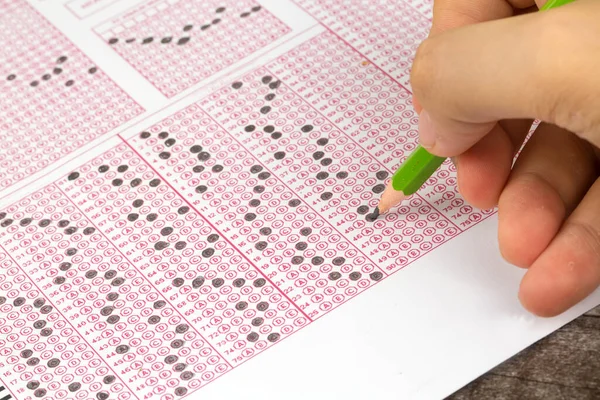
xmin=373 ymin=0 xmax=576 ymax=218
xmin=540 ymin=0 xmax=577 ymax=10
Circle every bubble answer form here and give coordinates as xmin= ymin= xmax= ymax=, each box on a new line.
xmin=0 ymin=1 xmax=598 ymax=400
xmin=96 ymin=0 xmax=291 ymax=98
xmin=0 ymin=0 xmax=144 ymax=195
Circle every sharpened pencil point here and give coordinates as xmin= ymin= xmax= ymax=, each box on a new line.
xmin=366 ymin=207 xmax=380 ymax=222
xmin=377 ymin=184 xmax=407 ymax=215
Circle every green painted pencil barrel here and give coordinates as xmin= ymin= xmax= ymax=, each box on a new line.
xmin=541 ymin=0 xmax=576 ymax=11
xmin=390 ymin=145 xmax=445 ymax=195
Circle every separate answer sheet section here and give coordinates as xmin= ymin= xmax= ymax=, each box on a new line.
xmin=0 ymin=26 xmax=492 ymax=399
xmin=0 ymin=187 xmax=232 ymax=399
xmin=0 ymin=0 xmax=144 ymax=196
xmin=293 ymin=0 xmax=432 ymax=89
xmin=0 ymin=243 xmax=139 ymax=400
xmin=93 ymin=0 xmax=297 ymax=98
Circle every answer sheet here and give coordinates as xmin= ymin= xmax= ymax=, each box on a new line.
xmin=0 ymin=1 xmax=598 ymax=399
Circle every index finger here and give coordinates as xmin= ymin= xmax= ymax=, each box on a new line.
xmin=413 ymin=0 xmax=537 ymax=114
xmin=431 ymin=0 xmax=533 ymax=35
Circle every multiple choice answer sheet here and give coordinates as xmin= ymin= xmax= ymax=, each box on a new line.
xmin=0 ymin=1 xmax=599 ymax=399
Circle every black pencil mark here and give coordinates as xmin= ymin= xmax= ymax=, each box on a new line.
xmin=5 ymin=55 xmax=96 ymax=88
xmin=107 ymin=5 xmax=264 ymax=47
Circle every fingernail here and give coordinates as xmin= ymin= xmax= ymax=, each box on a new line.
xmin=412 ymin=96 xmax=422 ymax=114
xmin=418 ymin=110 xmax=436 ymax=149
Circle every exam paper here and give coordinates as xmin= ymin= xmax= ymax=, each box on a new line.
xmin=0 ymin=1 xmax=598 ymax=399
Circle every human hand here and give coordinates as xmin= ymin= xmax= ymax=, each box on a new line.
xmin=410 ymin=0 xmax=600 ymax=317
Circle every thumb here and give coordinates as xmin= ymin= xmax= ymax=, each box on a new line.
xmin=411 ymin=0 xmax=600 ymax=157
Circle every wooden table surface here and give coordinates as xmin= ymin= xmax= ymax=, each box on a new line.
xmin=447 ymin=305 xmax=600 ymax=399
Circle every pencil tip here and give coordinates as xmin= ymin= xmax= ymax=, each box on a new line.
xmin=366 ymin=206 xmax=380 ymax=222
xmin=376 ymin=185 xmax=407 ymax=215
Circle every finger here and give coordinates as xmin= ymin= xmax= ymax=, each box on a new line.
xmin=414 ymin=0 xmax=535 ymax=109
xmin=413 ymin=96 xmax=423 ymax=115
xmin=498 ymin=123 xmax=597 ymax=269
xmin=431 ymin=0 xmax=534 ymax=35
xmin=455 ymin=119 xmax=533 ymax=209
xmin=519 ymin=177 xmax=600 ymax=317
xmin=411 ymin=0 xmax=600 ymax=157
xmin=416 ymin=0 xmax=536 ymax=112
xmin=454 ymin=124 xmax=514 ymax=209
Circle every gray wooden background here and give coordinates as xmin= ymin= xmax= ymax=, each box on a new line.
xmin=448 ymin=305 xmax=600 ymax=399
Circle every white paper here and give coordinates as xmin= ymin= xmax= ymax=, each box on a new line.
xmin=0 ymin=1 xmax=598 ymax=399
